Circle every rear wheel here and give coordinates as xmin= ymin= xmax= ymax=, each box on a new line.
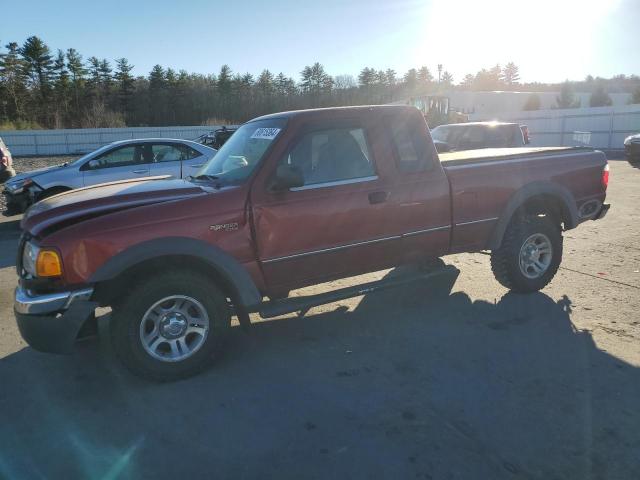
xmin=110 ymin=271 xmax=231 ymax=381
xmin=490 ymin=215 xmax=562 ymax=293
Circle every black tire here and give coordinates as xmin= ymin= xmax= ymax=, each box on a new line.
xmin=110 ymin=271 xmax=231 ymax=381
xmin=490 ymin=215 xmax=562 ymax=293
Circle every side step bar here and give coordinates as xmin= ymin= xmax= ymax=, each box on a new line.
xmin=255 ymin=265 xmax=458 ymax=319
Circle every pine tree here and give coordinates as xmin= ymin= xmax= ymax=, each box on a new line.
xmin=460 ymin=73 xmax=475 ymax=88
xmin=385 ymin=69 xmax=397 ymax=86
xmin=0 ymin=42 xmax=29 ymax=120
xmin=589 ymin=84 xmax=612 ymax=107
xmin=216 ymin=64 xmax=233 ymax=120
xmin=441 ymin=71 xmax=453 ymax=86
xmin=51 ymin=49 xmax=70 ymax=126
xmin=114 ymin=58 xmax=134 ymax=119
xmin=20 ymin=36 xmax=53 ymax=123
xmin=403 ymin=68 xmax=418 ymax=92
xmin=99 ymin=59 xmax=113 ymax=92
xmin=417 ymin=66 xmax=433 ymax=85
xmin=357 ymin=67 xmax=376 ymax=88
xmin=523 ymin=93 xmax=541 ymax=111
xmin=488 ymin=64 xmax=503 ymax=89
xmin=148 ymin=64 xmax=167 ymax=125
xmin=502 ymin=62 xmax=520 ymax=87
xmin=86 ymin=56 xmax=102 ymax=103
xmin=556 ymin=81 xmax=580 ymax=109
xmin=66 ymin=48 xmax=86 ymax=120
xmin=20 ymin=36 xmax=53 ymax=93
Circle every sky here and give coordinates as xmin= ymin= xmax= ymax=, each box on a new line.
xmin=2 ymin=0 xmax=639 ymax=84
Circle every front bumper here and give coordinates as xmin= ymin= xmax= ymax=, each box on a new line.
xmin=2 ymin=189 xmax=31 ymax=214
xmin=15 ymin=286 xmax=98 ymax=354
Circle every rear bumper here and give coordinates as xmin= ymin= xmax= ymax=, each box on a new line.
xmin=15 ymin=286 xmax=97 ymax=354
xmin=595 ymin=203 xmax=610 ymax=221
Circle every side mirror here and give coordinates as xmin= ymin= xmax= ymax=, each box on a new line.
xmin=87 ymin=159 xmax=101 ymax=170
xmin=269 ymin=164 xmax=304 ymax=191
xmin=434 ymin=141 xmax=451 ymax=153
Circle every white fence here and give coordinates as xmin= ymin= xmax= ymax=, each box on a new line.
xmin=0 ymin=125 xmax=223 ymax=156
xmin=469 ymin=104 xmax=640 ymax=150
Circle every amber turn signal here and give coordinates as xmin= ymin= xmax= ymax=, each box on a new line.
xmin=36 ymin=250 xmax=62 ymax=277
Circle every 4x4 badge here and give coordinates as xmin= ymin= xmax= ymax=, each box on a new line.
xmin=210 ymin=223 xmax=239 ymax=232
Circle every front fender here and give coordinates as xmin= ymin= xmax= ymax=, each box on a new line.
xmin=89 ymin=237 xmax=262 ymax=308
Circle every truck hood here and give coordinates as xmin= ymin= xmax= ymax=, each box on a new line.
xmin=22 ymin=176 xmax=210 ymax=236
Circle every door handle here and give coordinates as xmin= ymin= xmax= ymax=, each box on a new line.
xmin=131 ymin=169 xmax=147 ymax=174
xmin=189 ymin=164 xmax=204 ymax=168
xmin=368 ymin=191 xmax=388 ymax=205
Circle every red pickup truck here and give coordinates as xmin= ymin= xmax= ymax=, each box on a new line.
xmin=14 ymin=105 xmax=609 ymax=381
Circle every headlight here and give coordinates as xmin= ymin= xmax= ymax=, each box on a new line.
xmin=22 ymin=242 xmax=62 ymax=278
xmin=6 ymin=178 xmax=32 ymax=194
xmin=22 ymin=242 xmax=39 ymax=276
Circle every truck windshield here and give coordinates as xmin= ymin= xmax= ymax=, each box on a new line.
xmin=196 ymin=118 xmax=287 ymax=185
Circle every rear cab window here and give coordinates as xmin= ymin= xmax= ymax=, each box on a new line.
xmin=386 ymin=114 xmax=434 ymax=173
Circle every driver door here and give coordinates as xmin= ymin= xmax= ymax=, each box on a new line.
xmin=251 ymin=121 xmax=404 ymax=290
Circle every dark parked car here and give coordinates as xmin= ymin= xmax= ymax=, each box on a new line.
xmin=14 ymin=105 xmax=609 ymax=381
xmin=0 ymin=137 xmax=16 ymax=183
xmin=624 ymin=134 xmax=640 ymax=165
xmin=431 ymin=122 xmax=530 ymax=151
xmin=196 ymin=126 xmax=237 ymax=150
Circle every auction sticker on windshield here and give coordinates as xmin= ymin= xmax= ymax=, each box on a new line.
xmin=251 ymin=128 xmax=281 ymax=140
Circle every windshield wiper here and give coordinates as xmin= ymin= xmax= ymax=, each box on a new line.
xmin=190 ymin=174 xmax=220 ymax=181
xmin=188 ymin=174 xmax=226 ymax=189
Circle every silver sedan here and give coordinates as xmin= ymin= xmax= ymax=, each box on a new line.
xmin=3 ymin=138 xmax=216 ymax=213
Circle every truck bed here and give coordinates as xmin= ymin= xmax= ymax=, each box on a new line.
xmin=440 ymin=146 xmax=606 ymax=253
xmin=439 ymin=146 xmax=595 ymax=166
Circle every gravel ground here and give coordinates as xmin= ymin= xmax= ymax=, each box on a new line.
xmin=1 ymin=156 xmax=79 ymax=213
xmin=0 ymin=158 xmax=638 ymax=478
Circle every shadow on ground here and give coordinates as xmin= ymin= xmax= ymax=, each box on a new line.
xmin=1 ymin=266 xmax=639 ymax=479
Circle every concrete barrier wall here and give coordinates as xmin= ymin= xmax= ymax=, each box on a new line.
xmin=468 ymin=104 xmax=640 ymax=149
xmin=0 ymin=125 xmax=226 ymax=156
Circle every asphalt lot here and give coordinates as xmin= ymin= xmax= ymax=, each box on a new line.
xmin=0 ymin=158 xmax=638 ymax=480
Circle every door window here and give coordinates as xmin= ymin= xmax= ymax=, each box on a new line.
xmin=284 ymin=127 xmax=375 ymax=187
xmin=151 ymin=144 xmax=201 ymax=163
xmin=458 ymin=126 xmax=486 ymax=150
xmin=85 ymin=144 xmax=147 ymax=170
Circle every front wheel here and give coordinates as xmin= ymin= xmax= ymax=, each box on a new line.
xmin=490 ymin=215 xmax=563 ymax=293
xmin=110 ymin=271 xmax=231 ymax=381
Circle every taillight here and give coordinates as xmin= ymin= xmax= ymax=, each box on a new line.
xmin=602 ymin=163 xmax=609 ymax=190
